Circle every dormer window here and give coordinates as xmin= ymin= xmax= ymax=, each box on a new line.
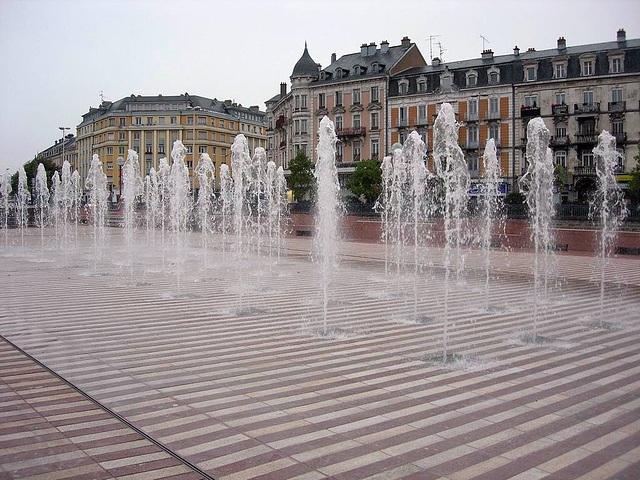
xmin=440 ymin=69 xmax=454 ymax=93
xmin=353 ymin=65 xmax=366 ymax=75
xmin=580 ymin=54 xmax=596 ymax=76
xmin=335 ymin=68 xmax=344 ymax=79
xmin=608 ymin=51 xmax=624 ymax=73
xmin=523 ymin=62 xmax=538 ymax=82
xmin=487 ymin=66 xmax=500 ymax=85
xmin=398 ymin=78 xmax=409 ymax=95
xmin=417 ymin=75 xmax=428 ymax=92
xmin=466 ymin=70 xmax=478 ymax=87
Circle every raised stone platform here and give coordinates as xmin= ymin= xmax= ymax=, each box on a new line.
xmin=1 ymin=227 xmax=639 ymax=479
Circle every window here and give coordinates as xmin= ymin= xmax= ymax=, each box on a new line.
xmin=556 ymin=123 xmax=567 ymax=138
xmin=489 ymin=71 xmax=499 ymax=84
xmin=524 ymin=95 xmax=538 ymax=107
xmin=418 ymin=105 xmax=426 ymax=122
xmin=371 ymin=86 xmax=379 ymax=102
xmin=135 ymin=117 xmax=142 ymax=125
xmin=294 ymin=95 xmax=300 ymax=110
xmin=489 ymin=98 xmax=499 ymax=115
xmin=106 ymin=147 xmax=113 ymax=155
xmin=219 ymin=120 xmax=225 ymax=128
xmin=554 ymin=150 xmax=567 ymax=167
xmin=335 ymin=115 xmax=343 ymax=130
xmin=468 ymin=153 xmax=479 ymax=173
xmin=399 ymin=106 xmax=407 ymax=125
xmin=186 ymin=145 xmax=193 ymax=154
xmin=555 ymin=93 xmax=566 ymax=105
xmin=612 ymin=88 xmax=623 ymax=103
xmin=170 ymin=116 xmax=177 ymax=124
xmin=353 ymin=89 xmax=361 ymax=105
xmin=580 ymin=119 xmax=596 ymax=134
xmin=336 ymin=142 xmax=343 ymax=161
xmin=229 ymin=121 xmax=234 ymax=129
xmin=582 ymin=61 xmax=593 ymax=76
xmin=467 ymin=73 xmax=477 ymax=87
xmin=399 ymin=82 xmax=408 ymax=95
xmin=147 ymin=117 xmax=153 ymax=125
xmin=158 ymin=117 xmax=165 ymax=125
xmin=198 ymin=117 xmax=206 ymax=125
xmin=119 ymin=118 xmax=126 ymax=127
xmin=198 ymin=130 xmax=207 ymax=140
xmin=583 ymin=90 xmax=594 ymax=105
xmin=301 ymin=119 xmax=308 ymax=134
xmin=294 ymin=120 xmax=300 ymax=134
xmin=371 ymin=112 xmax=379 ymax=129
xmin=107 ymin=162 xmax=113 ymax=170
xmin=468 ymin=99 xmax=478 ymax=120
xmin=468 ymin=125 xmax=478 ymax=146
xmin=134 ymin=132 xmax=140 ymax=139
xmin=220 ymin=134 xmax=225 ymax=142
xmin=554 ymin=63 xmax=566 ymax=79
xmin=611 ymin=118 xmax=623 ymax=134
xmin=418 ymin=80 xmax=426 ymax=92
xmin=107 ymin=133 xmax=114 ymax=141
xmin=187 ymin=117 xmax=194 ymax=125
xmin=109 ymin=118 xmax=115 ymax=126
xmin=353 ymin=114 xmax=361 ymax=129
xmin=336 ymin=91 xmax=342 ymax=106
xmin=611 ymin=57 xmax=622 ymax=73
xmin=582 ymin=152 xmax=594 ymax=167
xmin=526 ymin=67 xmax=536 ymax=81
xmin=198 ymin=146 xmax=207 ymax=154
xmin=489 ymin=123 xmax=499 ymax=141
xmin=318 ymin=93 xmax=326 ymax=108
xmin=118 ymin=146 xmax=125 ymax=155
xmin=371 ymin=139 xmax=379 ymax=159
xmin=353 ymin=141 xmax=361 ymax=161
xmin=186 ymin=130 xmax=193 ymax=140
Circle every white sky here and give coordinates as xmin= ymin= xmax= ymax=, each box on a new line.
xmin=0 ymin=0 xmax=638 ymax=174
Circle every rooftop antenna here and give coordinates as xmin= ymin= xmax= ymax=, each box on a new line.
xmin=429 ymin=34 xmax=441 ymax=60
xmin=437 ymin=42 xmax=446 ymax=63
xmin=480 ymin=35 xmax=490 ymax=51
xmin=99 ymin=90 xmax=104 ymax=103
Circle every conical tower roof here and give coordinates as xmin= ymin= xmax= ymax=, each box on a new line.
xmin=291 ymin=42 xmax=319 ymax=79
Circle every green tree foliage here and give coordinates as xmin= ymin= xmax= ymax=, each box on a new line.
xmin=554 ymin=164 xmax=569 ymax=189
xmin=347 ymin=159 xmax=382 ymax=204
xmin=11 ymin=157 xmax=60 ymax=193
xmin=628 ymin=149 xmax=640 ymax=203
xmin=504 ymin=191 xmax=526 ymax=204
xmin=287 ymin=150 xmax=314 ymax=202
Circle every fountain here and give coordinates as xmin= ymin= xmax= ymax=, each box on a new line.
xmin=378 ymin=155 xmax=393 ymax=276
xmin=71 ymin=169 xmax=81 ymax=248
xmin=219 ymin=163 xmax=232 ymax=255
xmin=592 ymin=131 xmax=628 ymax=326
xmin=147 ymin=167 xmax=160 ymax=247
xmin=251 ymin=147 xmax=267 ymax=254
xmin=60 ymin=161 xmax=72 ymax=254
xmin=122 ymin=149 xmax=143 ymax=278
xmin=389 ymin=147 xmax=409 ymax=276
xmin=195 ymin=152 xmax=215 ymax=269
xmin=275 ymin=166 xmax=287 ymax=262
xmin=35 ymin=163 xmax=50 ymax=255
xmin=85 ymin=154 xmax=109 ymax=270
xmin=480 ymin=139 xmax=502 ymax=310
xmin=169 ymin=141 xmax=191 ymax=293
xmin=231 ymin=135 xmax=252 ymax=310
xmin=50 ymin=171 xmax=61 ymax=242
xmin=157 ymin=157 xmax=170 ymax=268
xmin=433 ymin=102 xmax=470 ymax=362
xmin=0 ymin=172 xmax=10 ymax=247
xmin=314 ymin=116 xmax=340 ymax=335
xmin=519 ymin=117 xmax=555 ymax=343
xmin=16 ymin=166 xmax=31 ymax=248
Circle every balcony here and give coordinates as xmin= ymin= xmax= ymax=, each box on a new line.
xmin=520 ymin=105 xmax=540 ymax=118
xmin=416 ymin=116 xmax=428 ymax=126
xmin=614 ymin=132 xmax=627 ymax=144
xmin=576 ymin=133 xmax=597 ymax=144
xmin=574 ymin=165 xmax=596 ymax=176
xmin=608 ymin=101 xmax=626 ymax=112
xmin=466 ymin=112 xmax=479 ymax=121
xmin=279 ymin=140 xmax=286 ymax=148
xmin=335 ymin=155 xmax=343 ymax=163
xmin=574 ymin=102 xmax=600 ymax=114
xmin=398 ymin=118 xmax=408 ymax=127
xmin=552 ymin=104 xmax=569 ymax=116
xmin=488 ymin=110 xmax=501 ymax=120
xmin=275 ymin=115 xmax=287 ymax=129
xmin=466 ymin=140 xmax=479 ymax=149
xmin=336 ymin=127 xmax=367 ymax=137
xmin=550 ymin=135 xmax=570 ymax=146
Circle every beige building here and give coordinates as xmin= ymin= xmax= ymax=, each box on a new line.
xmin=76 ymin=94 xmax=266 ymax=197
xmin=37 ymin=134 xmax=76 ymax=170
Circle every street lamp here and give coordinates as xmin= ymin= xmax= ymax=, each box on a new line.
xmin=116 ymin=156 xmax=125 ymax=204
xmin=59 ymin=127 xmax=70 ymax=167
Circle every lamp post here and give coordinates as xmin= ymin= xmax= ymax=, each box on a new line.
xmin=59 ymin=127 xmax=70 ymax=166
xmin=116 ymin=156 xmax=125 ymax=204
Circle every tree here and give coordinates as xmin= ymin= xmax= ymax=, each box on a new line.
xmin=554 ymin=164 xmax=569 ymax=190
xmin=628 ymin=153 xmax=640 ymax=203
xmin=11 ymin=157 xmax=60 ymax=194
xmin=287 ymin=150 xmax=314 ymax=202
xmin=347 ymin=159 xmax=382 ymax=204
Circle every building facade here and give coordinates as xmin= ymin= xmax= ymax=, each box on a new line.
xmin=37 ymin=134 xmax=77 ymax=170
xmin=76 ymin=94 xmax=267 ymax=196
xmin=266 ymin=37 xmax=427 ymax=184
xmin=388 ymin=29 xmax=639 ymax=200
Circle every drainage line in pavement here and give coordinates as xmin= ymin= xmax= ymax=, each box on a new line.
xmin=0 ymin=335 xmax=215 ymax=480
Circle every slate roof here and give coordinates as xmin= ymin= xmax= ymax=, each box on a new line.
xmin=291 ymin=43 xmax=320 ymax=78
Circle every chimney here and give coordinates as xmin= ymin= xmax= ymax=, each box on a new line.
xmin=527 ymin=47 xmax=536 ymax=52
xmin=367 ymin=42 xmax=377 ymax=56
xmin=401 ymin=36 xmax=411 ymax=48
xmin=513 ymin=46 xmax=520 ymax=56
xmin=361 ymin=43 xmax=368 ymax=56
xmin=557 ymin=37 xmax=566 ymax=50
xmin=280 ymin=82 xmax=287 ymax=96
xmin=617 ymin=28 xmax=626 ymax=43
xmin=380 ymin=40 xmax=389 ymax=54
xmin=432 ymin=57 xmax=441 ymax=67
xmin=331 ymin=52 xmax=336 ymax=63
xmin=481 ymin=49 xmax=494 ymax=60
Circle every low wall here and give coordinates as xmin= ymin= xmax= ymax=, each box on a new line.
xmin=289 ymin=214 xmax=640 ymax=254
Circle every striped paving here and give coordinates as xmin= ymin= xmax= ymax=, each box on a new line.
xmin=1 ymin=226 xmax=639 ymax=479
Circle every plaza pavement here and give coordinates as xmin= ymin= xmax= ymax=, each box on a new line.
xmin=1 ymin=227 xmax=639 ymax=479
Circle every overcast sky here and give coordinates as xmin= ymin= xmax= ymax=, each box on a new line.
xmin=0 ymin=0 xmax=638 ymax=175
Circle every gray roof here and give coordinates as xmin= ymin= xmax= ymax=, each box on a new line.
xmin=291 ymin=44 xmax=319 ymax=78
xmin=399 ymin=38 xmax=640 ymax=76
